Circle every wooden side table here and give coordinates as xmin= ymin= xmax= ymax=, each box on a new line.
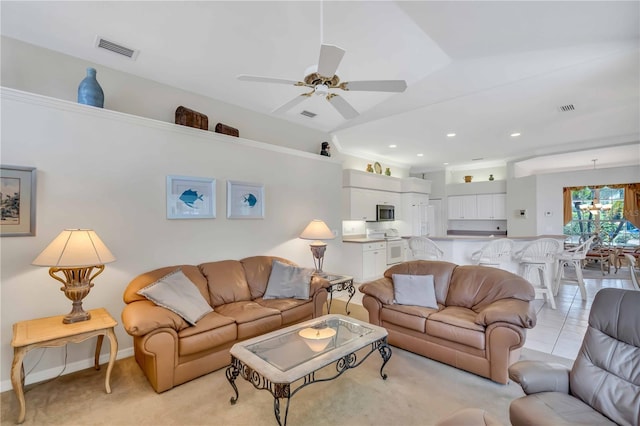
xmin=10 ymin=308 xmax=118 ymax=424
xmin=324 ymin=274 xmax=355 ymax=315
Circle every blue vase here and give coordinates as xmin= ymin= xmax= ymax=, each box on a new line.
xmin=77 ymin=67 xmax=104 ymax=108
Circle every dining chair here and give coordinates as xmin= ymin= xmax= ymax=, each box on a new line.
xmin=513 ymin=238 xmax=563 ymax=309
xmin=554 ymin=235 xmax=596 ymax=300
xmin=623 ymin=253 xmax=640 ymax=290
xmin=470 ymin=238 xmax=514 ymax=268
xmin=408 ymin=237 xmax=444 ymax=260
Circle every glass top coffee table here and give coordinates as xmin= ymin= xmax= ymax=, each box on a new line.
xmin=226 ymin=314 xmax=392 ymax=426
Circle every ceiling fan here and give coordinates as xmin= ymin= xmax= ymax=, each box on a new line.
xmin=237 ymin=44 xmax=407 ymax=120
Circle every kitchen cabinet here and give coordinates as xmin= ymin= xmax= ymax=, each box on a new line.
xmin=343 ymin=241 xmax=387 ymax=282
xmin=342 ymin=188 xmax=401 ymax=221
xmin=402 ymin=193 xmax=430 ymax=236
xmin=476 ymin=194 xmax=506 ymax=220
xmin=448 ymin=195 xmax=477 ymax=219
xmin=448 ymin=194 xmax=505 ymax=220
xmin=343 ymin=188 xmax=376 ymax=221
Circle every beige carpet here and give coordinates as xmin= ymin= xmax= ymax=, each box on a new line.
xmin=1 ymin=302 xmax=574 ymax=426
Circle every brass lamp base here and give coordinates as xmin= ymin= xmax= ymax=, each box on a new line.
xmin=50 ymin=265 xmax=104 ymax=324
xmin=63 ymin=301 xmax=92 ymax=324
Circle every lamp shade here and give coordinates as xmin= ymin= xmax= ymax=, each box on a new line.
xmin=299 ymin=220 xmax=335 ymax=241
xmin=32 ymin=229 xmax=115 ymax=267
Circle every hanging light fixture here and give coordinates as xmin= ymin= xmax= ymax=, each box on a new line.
xmin=579 ymin=198 xmax=612 ymax=214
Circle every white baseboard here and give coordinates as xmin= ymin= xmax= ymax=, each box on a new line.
xmin=0 ymin=348 xmax=134 ymax=393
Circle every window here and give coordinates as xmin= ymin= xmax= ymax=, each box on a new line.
xmin=563 ymin=186 xmax=638 ymax=246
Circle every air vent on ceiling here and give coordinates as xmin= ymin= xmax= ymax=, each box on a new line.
xmin=94 ymin=36 xmax=138 ymax=60
xmin=300 ymin=110 xmax=317 ymax=118
xmin=558 ymin=104 xmax=575 ymax=112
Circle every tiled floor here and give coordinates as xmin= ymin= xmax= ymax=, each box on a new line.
xmin=334 ymin=265 xmax=635 ymax=361
xmin=524 ymin=266 xmax=634 ymax=359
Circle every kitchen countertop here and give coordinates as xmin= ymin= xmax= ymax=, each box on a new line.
xmin=428 ymin=234 xmax=566 ymax=241
xmin=343 ymin=235 xmax=566 ymax=243
xmin=343 ymin=237 xmax=389 ymax=243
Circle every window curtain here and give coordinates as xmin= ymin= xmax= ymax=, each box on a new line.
xmin=562 ymin=183 xmax=640 ymax=228
xmin=623 ymin=183 xmax=640 ymax=229
xmin=563 ymin=187 xmax=573 ymax=225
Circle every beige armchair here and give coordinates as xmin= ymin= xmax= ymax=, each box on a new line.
xmin=508 ymin=288 xmax=640 ymax=425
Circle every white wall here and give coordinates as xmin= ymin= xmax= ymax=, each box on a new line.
xmin=0 ymin=89 xmax=343 ymax=390
xmin=0 ymin=36 xmax=332 ymax=155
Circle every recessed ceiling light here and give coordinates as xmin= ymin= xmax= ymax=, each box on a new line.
xmin=510 ymin=132 xmax=521 ymax=137
xmin=443 ymin=162 xmax=449 ymax=165
xmin=447 ymin=133 xmax=456 ymax=137
xmin=389 ymin=144 xmax=397 ymax=148
xmin=417 ymin=153 xmax=424 ymax=157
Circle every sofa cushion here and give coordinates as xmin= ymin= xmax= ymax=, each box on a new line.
xmin=241 ymin=256 xmax=297 ymax=299
xmin=446 ymin=265 xmax=535 ymax=311
xmin=199 ymin=260 xmax=252 ymax=307
xmin=136 ymin=269 xmax=213 ymax=325
xmin=393 ymin=274 xmax=438 ymax=309
xmin=381 ymin=304 xmax=440 ymax=333
xmin=263 ymin=260 xmax=313 ymax=300
xmin=509 ymin=392 xmax=617 ymax=425
xmin=214 ymin=301 xmax=282 ymax=340
xmin=257 ymin=298 xmax=313 ymax=325
xmin=384 ymin=261 xmax=457 ymax=305
xmin=178 ymin=312 xmax=237 ymax=356
xmin=427 ymin=306 xmax=486 ymax=349
xmin=124 ymin=265 xmax=209 ymax=304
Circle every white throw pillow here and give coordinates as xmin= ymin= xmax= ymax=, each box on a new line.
xmin=137 ymin=269 xmax=213 ymax=325
xmin=263 ymin=260 xmax=313 ymax=300
xmin=392 ymin=274 xmax=438 ymax=309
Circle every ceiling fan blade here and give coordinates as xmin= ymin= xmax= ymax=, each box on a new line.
xmin=327 ymin=94 xmax=359 ymax=120
xmin=237 ymin=75 xmax=301 ymax=86
xmin=317 ymin=44 xmax=346 ymax=78
xmin=341 ymin=80 xmax=408 ymax=93
xmin=272 ymin=94 xmax=310 ymax=114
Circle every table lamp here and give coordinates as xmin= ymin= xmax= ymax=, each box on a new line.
xmin=299 ymin=219 xmax=335 ymax=276
xmin=32 ymin=229 xmax=115 ymax=324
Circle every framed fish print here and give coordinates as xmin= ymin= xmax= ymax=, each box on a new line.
xmin=1 ymin=165 xmax=36 ymax=237
xmin=227 ymin=180 xmax=264 ymax=219
xmin=166 ymin=175 xmax=216 ymax=219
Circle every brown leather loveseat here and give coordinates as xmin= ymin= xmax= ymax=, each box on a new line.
xmin=122 ymin=256 xmax=329 ymax=392
xmin=359 ymin=260 xmax=536 ymax=384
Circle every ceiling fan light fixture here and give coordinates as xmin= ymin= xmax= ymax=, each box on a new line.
xmin=314 ymin=84 xmax=329 ymax=96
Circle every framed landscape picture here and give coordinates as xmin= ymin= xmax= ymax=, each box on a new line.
xmin=227 ymin=180 xmax=264 ymax=219
xmin=166 ymin=175 xmax=216 ymax=219
xmin=1 ymin=165 xmax=36 ymax=237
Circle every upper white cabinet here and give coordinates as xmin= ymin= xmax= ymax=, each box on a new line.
xmin=476 ymin=193 xmax=506 ymax=220
xmin=343 ymin=188 xmax=402 ymax=221
xmin=342 ymin=170 xmax=429 ymax=221
xmin=343 ymin=188 xmax=375 ymax=221
xmin=448 ymin=195 xmax=477 ymax=219
xmin=448 ymin=193 xmax=506 ymax=220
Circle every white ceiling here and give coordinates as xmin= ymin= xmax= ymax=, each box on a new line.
xmin=2 ymin=1 xmax=639 ymax=172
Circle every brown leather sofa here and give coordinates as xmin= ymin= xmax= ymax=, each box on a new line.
xmin=359 ymin=260 xmax=536 ymax=384
xmin=509 ymin=287 xmax=640 ymax=425
xmin=122 ymin=256 xmax=329 ymax=392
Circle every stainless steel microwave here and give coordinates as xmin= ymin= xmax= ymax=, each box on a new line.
xmin=376 ymin=204 xmax=395 ymax=222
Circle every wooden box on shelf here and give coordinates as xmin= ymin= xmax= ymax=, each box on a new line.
xmin=175 ymin=106 xmax=209 ymax=130
xmin=215 ymin=123 xmax=239 ymax=137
